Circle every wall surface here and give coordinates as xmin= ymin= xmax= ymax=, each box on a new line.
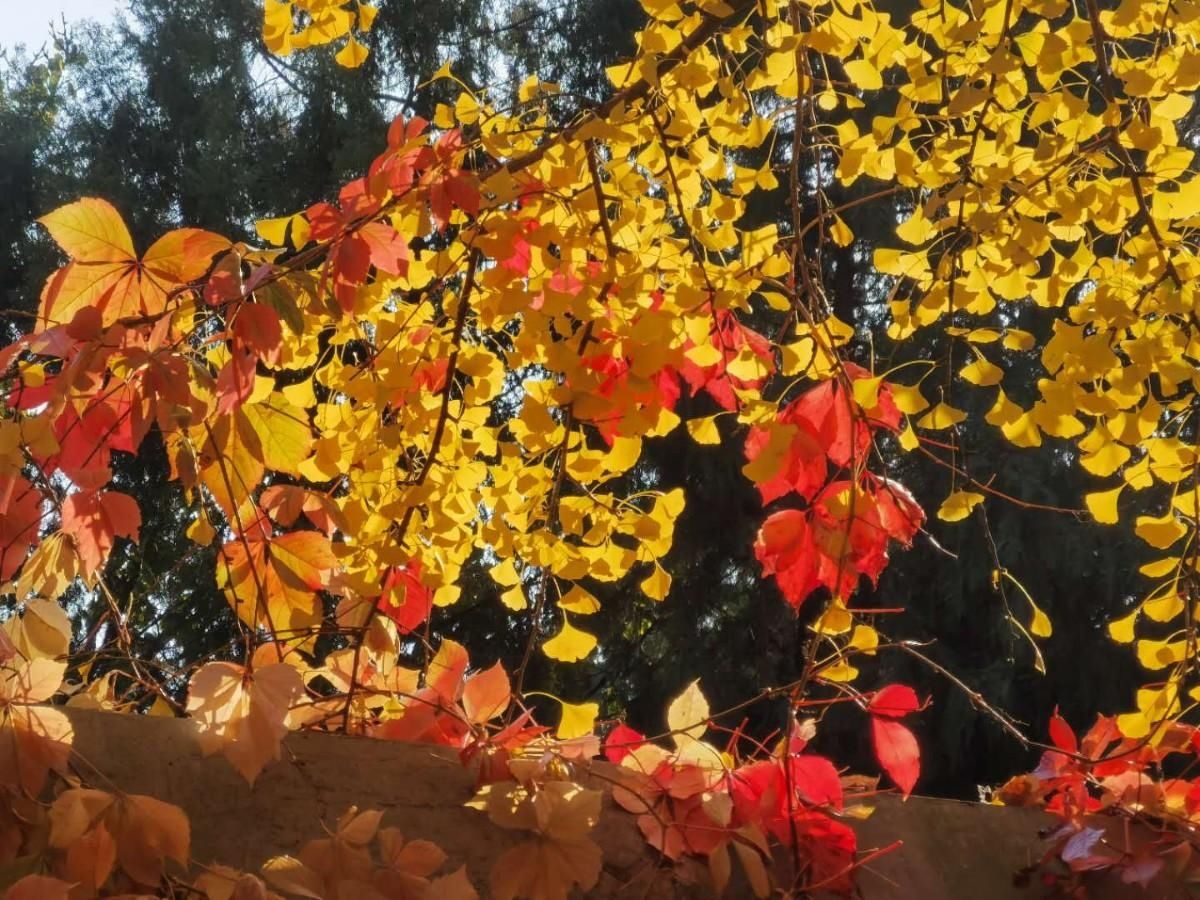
xmin=61 ymin=708 xmax=1148 ymax=898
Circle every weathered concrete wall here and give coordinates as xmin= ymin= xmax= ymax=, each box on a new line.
xmin=61 ymin=708 xmax=1134 ymax=898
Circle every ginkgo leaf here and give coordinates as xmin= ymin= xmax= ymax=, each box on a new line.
xmin=1108 ymin=609 xmax=1137 ymax=643
xmin=1135 ymin=512 xmax=1187 ymax=550
xmin=916 ymin=402 xmax=966 ymax=430
xmin=1085 ymin=485 xmax=1122 ymax=524
xmin=558 ymin=584 xmax=600 ymax=615
xmin=814 ymin=598 xmax=853 ymax=635
xmin=335 ymin=34 xmax=369 ymax=68
xmin=1136 ymin=638 xmax=1187 ymax=670
xmin=1143 ymin=591 xmax=1183 ymax=623
xmin=542 ymin=619 xmax=597 ymax=663
xmin=959 ymin=358 xmax=1003 ymax=386
xmin=937 ymin=490 xmax=984 ymax=522
xmin=639 ymin=562 xmax=671 ymax=601
xmin=685 ymin=415 xmax=722 ymax=444
xmin=557 ymin=701 xmax=599 ymax=740
xmin=1080 ymin=441 xmax=1130 ymax=477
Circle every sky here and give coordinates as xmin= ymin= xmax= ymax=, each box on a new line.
xmin=6 ymin=0 xmax=122 ymax=50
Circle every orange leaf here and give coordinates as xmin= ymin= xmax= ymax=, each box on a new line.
xmin=461 ymin=661 xmax=510 ymax=725
xmin=59 ymin=489 xmax=141 ymax=579
xmin=37 ymin=199 xmax=229 ymax=325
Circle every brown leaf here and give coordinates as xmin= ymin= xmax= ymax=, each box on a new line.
xmin=261 ymin=855 xmax=324 ymax=899
xmin=489 ymin=837 xmax=601 ymax=900
xmin=64 ymin=820 xmax=117 ymax=892
xmin=4 ymin=874 xmax=73 ymax=900
xmin=106 ymin=793 xmax=191 ymax=885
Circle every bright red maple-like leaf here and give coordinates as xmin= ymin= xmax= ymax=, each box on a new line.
xmin=677 ymin=309 xmax=774 ymax=411
xmin=603 ymin=723 xmax=646 ymax=763
xmin=791 ymin=363 xmax=901 ymax=467
xmin=422 ymin=130 xmax=480 ymax=231
xmin=754 ymin=476 xmax=923 ymax=607
xmin=867 ymin=684 xmax=921 ymax=718
xmin=744 ymin=411 xmax=828 ymax=505
xmin=367 ymin=115 xmax=431 ymax=199
xmin=725 ymin=757 xmax=857 ymax=891
xmin=867 ymin=683 xmax=922 ymax=798
xmin=307 ymin=179 xmax=409 ymax=313
xmin=744 ymin=365 xmax=904 ymax=505
xmin=376 ymin=563 xmax=432 ymax=636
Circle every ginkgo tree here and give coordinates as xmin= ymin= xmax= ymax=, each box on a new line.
xmin=3 ymin=0 xmax=1200 ymax=896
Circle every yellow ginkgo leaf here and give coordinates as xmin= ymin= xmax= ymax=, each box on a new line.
xmin=1136 ymin=639 xmax=1187 ymax=671
xmin=1108 ymin=608 xmax=1138 ymax=644
xmin=814 ymin=598 xmax=853 ymax=635
xmin=1143 ymin=592 xmax=1184 ymax=623
xmin=187 ymin=515 xmax=216 ymax=547
xmin=959 ymin=358 xmax=1003 ymax=386
xmin=640 ymin=562 xmax=671 ymax=601
xmin=829 ymin=215 xmax=854 ymax=247
xmin=916 ymin=402 xmax=966 ymax=430
xmin=559 ymin=584 xmax=600 ymax=615
xmin=937 ymin=490 xmax=984 ymax=522
xmin=848 ymin=624 xmax=879 ymax=654
xmin=686 ymin=416 xmax=722 ymax=445
xmin=1080 ymin=441 xmax=1131 ymax=477
xmin=335 ymin=34 xmax=369 ymax=68
xmin=1085 ymin=486 xmax=1123 ymax=524
xmin=557 ymin=701 xmax=599 ymax=740
xmin=500 ymin=585 xmax=527 ymax=612
xmin=1135 ymin=513 xmax=1187 ymax=550
xmin=542 ymin=619 xmax=597 ymax=663
xmin=816 ymin=658 xmax=858 ymax=683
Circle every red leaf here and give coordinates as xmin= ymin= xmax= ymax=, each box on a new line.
xmin=867 ymin=684 xmax=920 ymax=719
xmin=753 ymin=509 xmax=818 ymax=609
xmin=1048 ymin=708 xmax=1078 ymax=754
xmin=357 ymin=221 xmax=409 ymax=276
xmin=788 ymin=755 xmax=844 ymax=809
xmin=232 ymin=304 xmax=282 ymax=365
xmin=871 ymin=718 xmax=919 ymax=797
xmin=60 ymin=490 xmax=141 ymax=578
xmin=376 ymin=563 xmax=432 ymax=635
xmin=603 ymin=723 xmax=646 ymax=763
xmin=215 ymin=349 xmax=256 ymax=416
xmin=743 ymin=417 xmax=827 ymax=504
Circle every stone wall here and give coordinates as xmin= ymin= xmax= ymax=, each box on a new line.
xmin=62 ymin=708 xmax=1140 ymax=898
